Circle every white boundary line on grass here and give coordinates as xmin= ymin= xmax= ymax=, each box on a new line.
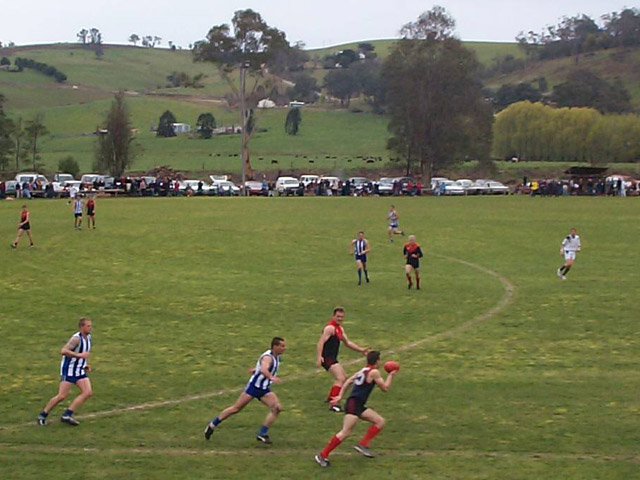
xmin=0 ymin=254 xmax=515 ymax=431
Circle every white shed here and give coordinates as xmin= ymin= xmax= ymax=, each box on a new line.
xmin=172 ymin=123 xmax=191 ymax=134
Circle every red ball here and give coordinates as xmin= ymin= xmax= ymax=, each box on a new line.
xmin=384 ymin=361 xmax=400 ymax=373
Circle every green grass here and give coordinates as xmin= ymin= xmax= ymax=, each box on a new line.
xmin=0 ymin=196 xmax=638 ymax=479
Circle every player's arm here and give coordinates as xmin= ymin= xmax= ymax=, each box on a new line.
xmin=363 ymin=240 xmax=371 ymax=254
xmin=403 ymin=246 xmax=408 ymax=259
xmin=349 ymin=240 xmax=355 ymax=255
xmin=60 ymin=336 xmax=88 ymax=359
xmin=260 ymin=355 xmax=281 ymax=383
xmin=371 ymin=368 xmax=396 ymax=392
xmin=560 ymin=237 xmax=568 ymax=254
xmin=416 ymin=246 xmax=423 ymax=258
xmin=316 ymin=326 xmax=334 ymax=366
xmin=341 ymin=331 xmax=368 ymax=355
xmin=577 ymin=238 xmax=581 ymax=252
xmin=330 ymin=372 xmax=357 ymax=405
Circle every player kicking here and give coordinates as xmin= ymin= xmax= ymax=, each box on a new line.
xmin=387 ymin=205 xmax=404 ymax=242
xmin=350 ymin=231 xmax=370 ymax=285
xmin=317 ymin=307 xmax=369 ymax=412
xmin=38 ymin=318 xmax=93 ymax=426
xmin=557 ymin=228 xmax=581 ymax=280
xmin=403 ymin=235 xmax=423 ymax=289
xmin=11 ymin=205 xmax=34 ymax=249
xmin=204 ymin=337 xmax=286 ymax=444
xmin=315 ymin=351 xmax=398 ymax=467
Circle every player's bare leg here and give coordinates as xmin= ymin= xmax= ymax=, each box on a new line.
xmin=316 ymin=414 xmax=359 ymax=466
xmin=257 ymin=392 xmax=283 ymax=444
xmin=414 ymin=268 xmax=421 ymax=290
xmin=67 ymin=378 xmax=93 ymax=413
xmin=12 ymin=228 xmax=24 ymax=247
xmin=42 ymin=381 xmax=72 ymax=415
xmin=26 ymin=230 xmax=34 ymax=246
xmin=405 ymin=264 xmax=413 ymax=289
xmin=354 ymin=408 xmax=385 ymax=457
xmin=204 ymin=392 xmax=254 ymax=439
xmin=327 ymin=363 xmax=347 ymax=411
xmin=558 ymin=257 xmax=574 ymax=279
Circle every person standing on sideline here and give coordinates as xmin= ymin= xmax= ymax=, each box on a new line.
xmin=350 ymin=231 xmax=371 ymax=285
xmin=11 ymin=205 xmax=34 ymax=249
xmin=38 ymin=318 xmax=93 ymax=426
xmin=387 ymin=205 xmax=404 ymax=242
xmin=73 ymin=196 xmax=83 ymax=230
xmin=204 ymin=337 xmax=286 ymax=444
xmin=403 ymin=235 xmax=423 ymax=290
xmin=86 ymin=197 xmax=96 ymax=229
xmin=557 ymin=228 xmax=581 ymax=280
xmin=315 ymin=351 xmax=398 ymax=467
xmin=317 ymin=307 xmax=369 ymax=412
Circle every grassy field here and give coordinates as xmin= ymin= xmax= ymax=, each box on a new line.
xmin=0 ymin=196 xmax=638 ymax=479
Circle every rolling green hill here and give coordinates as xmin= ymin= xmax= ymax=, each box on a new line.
xmin=1 ymin=41 xmax=638 ymax=177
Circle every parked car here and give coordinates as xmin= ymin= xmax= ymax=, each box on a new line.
xmin=275 ymin=176 xmax=300 ymax=196
xmin=472 ymin=179 xmax=490 ymax=194
xmin=53 ymin=173 xmax=74 ymax=183
xmin=485 ymin=181 xmax=510 ymax=195
xmin=15 ymin=173 xmax=49 ymax=188
xmin=180 ymin=180 xmax=211 ymax=194
xmin=244 ymin=180 xmax=265 ymax=196
xmin=4 ymin=180 xmax=18 ymax=195
xmin=211 ymin=179 xmax=240 ymax=196
xmin=376 ymin=178 xmax=395 ymax=195
xmin=300 ymin=175 xmax=319 ymax=187
xmin=454 ymin=179 xmax=483 ymax=195
xmin=348 ymin=177 xmax=372 ymax=193
xmin=438 ymin=180 xmax=465 ymax=195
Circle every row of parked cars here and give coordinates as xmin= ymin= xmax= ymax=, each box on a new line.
xmin=432 ymin=177 xmax=510 ymax=195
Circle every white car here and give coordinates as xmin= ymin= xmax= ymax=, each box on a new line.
xmin=439 ymin=180 xmax=465 ymax=195
xmin=485 ymin=181 xmax=510 ymax=195
xmin=454 ymin=179 xmax=483 ymax=195
xmin=430 ymin=177 xmax=450 ymax=191
xmin=300 ymin=175 xmax=319 ymax=187
xmin=212 ymin=180 xmax=240 ymax=196
xmin=275 ymin=176 xmax=300 ymax=196
xmin=376 ymin=178 xmax=395 ymax=195
xmin=180 ymin=180 xmax=211 ymax=193
xmin=15 ymin=173 xmax=49 ymax=187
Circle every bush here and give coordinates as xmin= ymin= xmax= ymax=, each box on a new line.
xmin=58 ymin=156 xmax=80 ymax=178
xmin=0 ymin=57 xmax=10 ymax=66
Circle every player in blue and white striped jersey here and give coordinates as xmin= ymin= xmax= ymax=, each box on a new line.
xmin=204 ymin=337 xmax=286 ymax=444
xmin=350 ymin=231 xmax=371 ymax=285
xmin=37 ymin=317 xmax=93 ymax=426
xmin=557 ymin=228 xmax=582 ymax=280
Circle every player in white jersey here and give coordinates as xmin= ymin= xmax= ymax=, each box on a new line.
xmin=350 ymin=231 xmax=371 ymax=285
xmin=387 ymin=205 xmax=404 ymax=242
xmin=38 ymin=318 xmax=93 ymax=426
xmin=557 ymin=228 xmax=581 ymax=280
xmin=73 ymin=197 xmax=84 ymax=230
xmin=204 ymin=337 xmax=286 ymax=444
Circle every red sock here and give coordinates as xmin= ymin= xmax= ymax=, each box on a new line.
xmin=321 ymin=435 xmax=342 ymax=458
xmin=359 ymin=425 xmax=381 ymax=447
xmin=406 ymin=274 xmax=412 ymax=284
xmin=328 ymin=384 xmax=341 ymax=401
xmin=416 ymin=277 xmax=420 ymax=288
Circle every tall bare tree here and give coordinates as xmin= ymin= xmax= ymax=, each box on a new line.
xmin=24 ymin=114 xmax=48 ymax=171
xmin=94 ymin=92 xmax=138 ymax=177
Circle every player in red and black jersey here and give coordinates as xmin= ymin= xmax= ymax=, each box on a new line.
xmin=316 ymin=307 xmax=369 ymax=412
xmin=315 ymin=351 xmax=398 ymax=467
xmin=86 ymin=197 xmax=96 ymax=229
xmin=403 ymin=235 xmax=423 ymax=290
xmin=11 ymin=205 xmax=34 ymax=249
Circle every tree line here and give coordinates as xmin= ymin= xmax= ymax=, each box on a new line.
xmin=13 ymin=57 xmax=67 ymax=83
xmin=517 ymin=8 xmax=640 ymax=60
xmin=493 ymin=101 xmax=640 ymax=163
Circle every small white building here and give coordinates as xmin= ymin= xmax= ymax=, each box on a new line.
xmin=257 ymin=98 xmax=276 ymax=109
xmin=172 ymin=123 xmax=191 ymax=134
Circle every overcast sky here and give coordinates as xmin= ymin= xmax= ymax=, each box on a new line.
xmin=1 ymin=1 xmax=627 ymax=48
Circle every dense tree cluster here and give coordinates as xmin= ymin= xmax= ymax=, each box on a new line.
xmin=517 ymin=8 xmax=640 ymax=60
xmin=94 ymin=92 xmax=137 ymax=177
xmin=0 ymin=95 xmax=12 ymax=170
xmin=14 ymin=57 xmax=67 ymax=82
xmin=196 ymin=113 xmax=216 ymax=139
xmin=157 ymin=111 xmax=177 ymax=138
xmin=166 ymin=71 xmax=204 ymax=88
xmin=493 ymin=101 xmax=640 ymax=163
xmin=551 ymin=70 xmax=632 ymax=113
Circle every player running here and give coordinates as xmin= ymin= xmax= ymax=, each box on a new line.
xmin=317 ymin=307 xmax=369 ymax=412
xmin=11 ymin=205 xmax=34 ymax=249
xmin=557 ymin=228 xmax=581 ymax=280
xmin=403 ymin=235 xmax=423 ymax=290
xmin=204 ymin=337 xmax=286 ymax=444
xmin=350 ymin=231 xmax=370 ymax=285
xmin=315 ymin=351 xmax=398 ymax=467
xmin=86 ymin=197 xmax=96 ymax=229
xmin=38 ymin=317 xmax=93 ymax=426
xmin=387 ymin=205 xmax=404 ymax=242
xmin=73 ymin=196 xmax=83 ymax=230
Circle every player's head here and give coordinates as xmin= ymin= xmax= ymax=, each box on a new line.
xmin=570 ymin=227 xmax=577 ymax=235
xmin=408 ymin=234 xmax=416 ymax=243
xmin=358 ymin=231 xmax=364 ymax=239
xmin=271 ymin=337 xmax=286 ymax=354
xmin=367 ymin=350 xmax=380 ymax=366
xmin=78 ymin=317 xmax=92 ymax=333
xmin=389 ymin=205 xmax=394 ymax=210
xmin=332 ymin=306 xmax=345 ymax=323
xmin=21 ymin=205 xmax=27 ymax=210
